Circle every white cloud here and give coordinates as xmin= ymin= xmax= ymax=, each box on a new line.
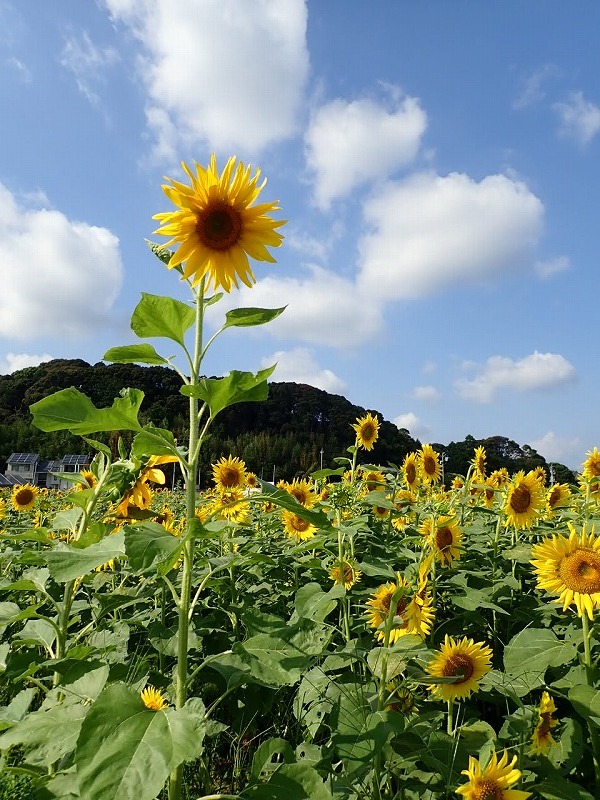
xmin=60 ymin=30 xmax=120 ymax=106
xmin=285 ymin=220 xmax=344 ymax=262
xmin=305 ymin=91 xmax=427 ymax=209
xmin=105 ymin=0 xmax=309 ymax=157
xmin=207 ymin=264 xmax=384 ymax=348
xmin=553 ymin=91 xmax=600 ymax=145
xmin=261 ymin=347 xmax=346 ymax=393
xmin=393 ymin=412 xmax=431 ymax=439
xmin=0 ymin=184 xmax=122 ymax=340
xmin=455 ymin=351 xmax=576 ymax=404
xmin=412 ymin=385 xmax=440 ymax=402
xmin=358 ymin=171 xmax=544 ymax=299
xmin=530 ymin=430 xmax=581 ymax=468
xmin=6 ymin=56 xmax=31 ymax=82
xmin=421 ymin=361 xmax=437 ymax=375
xmin=513 ymin=64 xmax=561 ymax=109
xmin=0 ymin=352 xmax=54 ymax=375
xmin=535 ymin=255 xmax=569 ymax=279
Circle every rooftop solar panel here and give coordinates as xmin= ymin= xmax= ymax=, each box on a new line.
xmin=61 ymin=455 xmax=90 ymax=465
xmin=7 ymin=453 xmax=40 ymax=464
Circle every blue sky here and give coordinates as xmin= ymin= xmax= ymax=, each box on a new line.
xmin=0 ymin=1 xmax=599 ymax=470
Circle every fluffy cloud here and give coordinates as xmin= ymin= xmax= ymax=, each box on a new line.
xmin=261 ymin=347 xmax=346 ymax=393
xmin=0 ymin=352 xmax=54 ymax=375
xmin=455 ymin=351 xmax=576 ymax=404
xmin=553 ymin=91 xmax=600 ymax=145
xmin=0 ymin=184 xmax=122 ymax=339
xmin=60 ymin=30 xmax=120 ymax=106
xmin=393 ymin=411 xmax=431 ymax=439
xmin=530 ymin=430 xmax=582 ymax=469
xmin=412 ymin=385 xmax=441 ymax=402
xmin=207 ymin=264 xmax=384 ymax=348
xmin=358 ymin=171 xmax=544 ymax=299
xmin=535 ymin=255 xmax=569 ymax=279
xmin=105 ymin=0 xmax=309 ymax=157
xmin=305 ymin=91 xmax=427 ymax=209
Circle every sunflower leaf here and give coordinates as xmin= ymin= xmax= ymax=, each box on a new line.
xmin=30 ymin=387 xmax=143 ymax=435
xmin=124 ymin=522 xmax=184 ymax=575
xmin=180 ymin=366 xmax=275 ymax=419
xmin=130 ymin=292 xmax=195 ymax=347
xmin=103 ymin=344 xmax=170 ymax=366
xmin=44 ymin=532 xmax=126 ymax=583
xmin=223 ymin=306 xmax=286 ymax=329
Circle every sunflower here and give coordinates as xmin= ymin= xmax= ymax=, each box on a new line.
xmin=582 ymin=447 xmax=600 ymax=480
xmin=281 ymin=510 xmax=317 ymax=541
xmin=472 ymin=445 xmax=486 ymax=478
xmin=212 ymin=455 xmax=247 ymax=492
xmin=489 ymin=467 xmax=510 ymax=488
xmin=362 ymin=469 xmax=386 ymax=493
xmin=352 ymin=412 xmax=380 ymax=451
xmin=11 ymin=484 xmax=38 ymax=512
xmin=115 ymin=456 xmax=177 ymax=516
xmin=456 ymin=751 xmax=531 ymax=800
xmin=208 ymin=487 xmax=250 ymax=524
xmin=140 ymin=686 xmax=169 ymax=711
xmin=366 ymin=574 xmax=434 ymax=644
xmin=451 ymin=475 xmax=465 ymax=490
xmin=153 ymin=154 xmax=285 ymax=293
xmin=531 ymin=522 xmax=600 ymax=619
xmin=531 ymin=691 xmax=559 ymax=755
xmin=373 ymin=504 xmax=390 ymax=520
xmin=503 ymin=470 xmax=544 ymax=529
xmin=481 ymin=477 xmax=499 ymax=509
xmin=245 ymin=471 xmax=259 ymax=489
xmin=426 ymin=635 xmax=492 ymax=701
xmin=545 ymin=483 xmax=571 ymax=516
xmin=419 ymin=444 xmax=442 ymax=485
xmin=402 ymin=452 xmax=420 ymax=490
xmin=419 ymin=515 xmax=462 ymax=566
xmin=284 ymin=478 xmax=317 ymax=508
xmin=0 ymin=497 xmax=6 ymax=520
xmin=329 ymin=560 xmax=362 ymax=590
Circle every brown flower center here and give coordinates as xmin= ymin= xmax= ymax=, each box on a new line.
xmin=291 ymin=515 xmax=310 ymax=533
xmin=435 ymin=527 xmax=453 ymax=550
xmin=538 ymin=712 xmax=553 ymax=736
xmin=219 ymin=467 xmax=242 ymax=488
xmin=196 ymin=202 xmax=242 ymax=251
xmin=15 ymin=488 xmax=34 ymax=505
xmin=510 ymin=485 xmax=531 ymax=514
xmin=361 ymin=423 xmax=375 ymax=441
xmin=406 ymin=463 xmax=416 ymax=484
xmin=441 ymin=653 xmax=474 ymax=681
xmin=548 ymin=487 xmax=561 ymax=508
xmin=472 ymin=780 xmax=501 ymax=800
xmin=423 ymin=455 xmax=436 ymax=476
xmin=587 ymin=458 xmax=600 ymax=477
xmin=558 ymin=549 xmax=600 ymax=594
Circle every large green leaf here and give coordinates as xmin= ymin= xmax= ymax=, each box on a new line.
xmin=243 ymin=762 xmax=333 ymax=800
xmin=537 ymin=775 xmax=596 ymax=800
xmin=130 ymin=292 xmax=195 ymax=346
xmin=124 ymin=522 xmax=183 ymax=575
xmin=180 ymin=366 xmax=275 ymax=419
xmin=223 ymin=306 xmax=286 ymax=329
xmin=569 ymin=684 xmax=600 ymax=726
xmin=103 ymin=344 xmax=170 ymax=366
xmin=75 ymin=683 xmax=205 ymax=800
xmin=0 ymin=702 xmax=89 ymax=766
xmin=504 ymin=628 xmax=577 ymax=687
xmin=257 ymin=482 xmax=332 ymax=530
xmin=30 ymin=388 xmax=143 ymax=434
xmin=131 ymin=425 xmax=181 ymax=459
xmin=45 ymin=532 xmax=126 ymax=583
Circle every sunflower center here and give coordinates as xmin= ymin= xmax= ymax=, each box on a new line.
xmin=15 ymin=489 xmax=34 ymax=505
xmin=423 ymin=456 xmax=436 ymax=476
xmin=558 ymin=549 xmax=600 ymax=593
xmin=292 ymin=516 xmax=310 ymax=533
xmin=538 ymin=712 xmax=553 ymax=736
xmin=510 ymin=485 xmax=531 ymax=513
xmin=472 ymin=780 xmax=501 ymax=800
xmin=442 ymin=653 xmax=474 ymax=681
xmin=196 ymin=202 xmax=242 ymax=251
xmin=219 ymin=467 xmax=242 ymax=488
xmin=435 ymin=527 xmax=453 ymax=550
xmin=406 ymin=463 xmax=417 ymax=484
xmin=548 ymin=487 xmax=561 ymax=508
xmin=361 ymin=424 xmax=375 ymax=441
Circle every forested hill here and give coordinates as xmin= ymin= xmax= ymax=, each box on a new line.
xmin=0 ymin=359 xmax=577 ymax=485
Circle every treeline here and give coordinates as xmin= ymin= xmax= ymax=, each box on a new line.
xmin=0 ymin=359 xmax=577 ymax=486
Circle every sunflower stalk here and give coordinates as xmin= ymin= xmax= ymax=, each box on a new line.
xmin=582 ymin=613 xmax=600 ymax=787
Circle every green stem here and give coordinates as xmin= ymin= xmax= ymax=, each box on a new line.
xmin=52 ymin=580 xmax=76 ymax=688
xmin=582 ymin=613 xmax=600 ymax=788
xmin=447 ymin=698 xmax=454 ymax=736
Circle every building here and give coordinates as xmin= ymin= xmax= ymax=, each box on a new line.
xmin=1 ymin=453 xmax=91 ymax=490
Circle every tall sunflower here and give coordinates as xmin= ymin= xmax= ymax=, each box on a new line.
xmin=582 ymin=447 xmax=600 ymax=480
xmin=329 ymin=560 xmax=362 ymax=590
xmin=115 ymin=456 xmax=177 ymax=516
xmin=402 ymin=452 xmax=420 ymax=490
xmin=472 ymin=445 xmax=486 ymax=478
xmin=212 ymin=455 xmax=247 ymax=493
xmin=503 ymin=470 xmax=544 ymax=529
xmin=531 ymin=522 xmax=600 ymax=619
xmin=366 ymin=574 xmax=434 ymax=643
xmin=352 ymin=412 xmax=380 ymax=451
xmin=419 ymin=515 xmax=462 ymax=567
xmin=284 ymin=478 xmax=317 ymax=508
xmin=11 ymin=484 xmax=38 ymax=512
xmin=456 ymin=751 xmax=531 ymax=800
xmin=531 ymin=691 xmax=559 ymax=755
xmin=426 ymin=635 xmax=492 ymax=701
xmin=545 ymin=483 xmax=571 ymax=516
xmin=281 ymin=510 xmax=317 ymax=541
xmin=153 ymin=155 xmax=285 ymax=292
xmin=418 ymin=444 xmax=442 ymax=485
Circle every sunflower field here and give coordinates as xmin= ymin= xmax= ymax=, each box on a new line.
xmin=1 ymin=156 xmax=599 ymax=800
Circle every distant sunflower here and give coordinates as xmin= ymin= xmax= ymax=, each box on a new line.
xmin=503 ymin=470 xmax=543 ymax=529
xmin=472 ymin=445 xmax=486 ymax=478
xmin=489 ymin=467 xmax=510 ymax=488
xmin=426 ymin=635 xmax=492 ymax=701
xmin=531 ymin=691 xmax=559 ymax=755
xmin=140 ymin=686 xmax=169 ymax=711
xmin=531 ymin=522 xmax=600 ymax=619
xmin=419 ymin=445 xmax=442 ymax=485
xmin=451 ymin=475 xmax=464 ymax=490
xmin=366 ymin=574 xmax=434 ymax=644
xmin=285 ymin=478 xmax=317 ymax=508
xmin=329 ymin=560 xmax=362 ymax=590
xmin=481 ymin=477 xmax=499 ymax=509
xmin=78 ymin=470 xmax=97 ymax=490
xmin=402 ymin=452 xmax=420 ymax=490
xmin=373 ymin=504 xmax=390 ymax=520
xmin=245 ymin=471 xmax=259 ymax=489
xmin=11 ymin=484 xmax=38 ymax=512
xmin=456 ymin=751 xmax=530 ymax=800
xmin=362 ymin=469 xmax=386 ymax=492
xmin=352 ymin=412 xmax=380 ymax=451
xmin=282 ymin=510 xmax=317 ymax=541
xmin=0 ymin=497 xmax=6 ymax=520
xmin=212 ymin=455 xmax=247 ymax=492
xmin=153 ymin=155 xmax=285 ymax=292
xmin=209 ymin=487 xmax=250 ymax=524
xmin=546 ymin=483 xmax=572 ymax=516
xmin=419 ymin=516 xmax=462 ymax=567
xmin=582 ymin=447 xmax=600 ymax=480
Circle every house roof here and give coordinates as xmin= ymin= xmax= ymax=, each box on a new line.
xmin=7 ymin=453 xmax=40 ymax=464
xmin=0 ymin=473 xmax=29 ymax=486
xmin=61 ymin=455 xmax=90 ymax=465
